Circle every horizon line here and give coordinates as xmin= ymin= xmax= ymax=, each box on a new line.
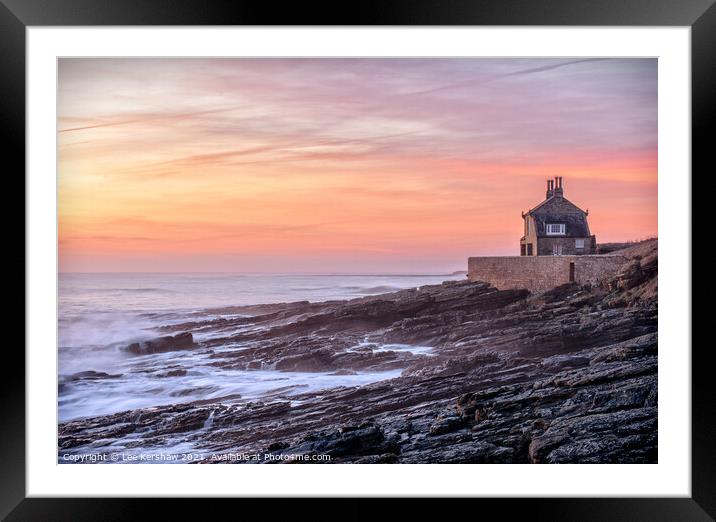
xmin=58 ymin=270 xmax=469 ymax=276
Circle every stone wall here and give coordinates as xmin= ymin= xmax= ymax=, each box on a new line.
xmin=537 ymin=236 xmax=596 ymax=256
xmin=467 ymin=255 xmax=627 ymax=293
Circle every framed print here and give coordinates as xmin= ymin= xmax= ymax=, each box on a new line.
xmin=5 ymin=0 xmax=712 ymax=518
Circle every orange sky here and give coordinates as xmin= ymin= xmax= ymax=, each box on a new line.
xmin=58 ymin=58 xmax=657 ymax=273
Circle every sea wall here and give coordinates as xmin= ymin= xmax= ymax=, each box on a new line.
xmin=467 ymin=255 xmax=627 ymax=293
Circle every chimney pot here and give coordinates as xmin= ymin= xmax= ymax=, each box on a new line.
xmin=554 ymin=176 xmax=564 ymax=196
xmin=546 ymin=179 xmax=554 ymax=199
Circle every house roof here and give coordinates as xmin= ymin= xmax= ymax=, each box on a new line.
xmin=525 ymin=195 xmax=556 ymax=215
xmin=525 ymin=194 xmax=586 ymax=215
xmin=526 ymin=195 xmax=591 ymax=238
xmin=532 ymin=212 xmax=591 ymax=237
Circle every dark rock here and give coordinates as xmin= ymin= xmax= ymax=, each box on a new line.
xmin=429 ymin=413 xmax=466 ymax=435
xmin=157 ymin=369 xmax=188 ymax=378
xmin=354 ymin=453 xmax=399 ymax=464
xmin=284 ymin=423 xmax=397 ymax=459
xmin=68 ymin=370 xmax=122 ymax=381
xmin=274 ymin=349 xmax=336 ymax=372
xmin=125 ymin=332 xmax=196 ymax=355
xmin=155 ymin=408 xmax=212 ymax=435
xmin=267 ymin=441 xmax=290 ymax=451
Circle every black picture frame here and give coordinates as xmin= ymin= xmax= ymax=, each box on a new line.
xmin=4 ymin=0 xmax=710 ymax=519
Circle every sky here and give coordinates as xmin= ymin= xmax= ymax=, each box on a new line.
xmin=58 ymin=58 xmax=657 ymax=273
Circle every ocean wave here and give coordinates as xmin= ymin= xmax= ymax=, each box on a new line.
xmin=288 ymin=286 xmax=335 ymax=292
xmin=347 ymin=285 xmax=403 ymax=295
xmin=102 ymin=288 xmax=170 ymax=293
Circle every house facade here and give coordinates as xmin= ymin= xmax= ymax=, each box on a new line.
xmin=520 ymin=177 xmax=596 ymax=256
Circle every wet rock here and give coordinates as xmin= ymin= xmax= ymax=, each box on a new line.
xmin=157 ymin=369 xmax=187 ymax=378
xmin=354 ymin=453 xmax=399 ymax=464
xmin=266 ymin=441 xmax=290 ymax=452
xmin=274 ymin=349 xmax=336 ymax=372
xmin=284 ymin=423 xmax=398 ymax=459
xmin=125 ymin=332 xmax=196 ymax=355
xmin=429 ymin=413 xmax=466 ymax=435
xmin=155 ymin=408 xmax=212 ymax=435
xmin=528 ymin=407 xmax=657 ymax=463
xmin=68 ymin=370 xmax=122 ymax=381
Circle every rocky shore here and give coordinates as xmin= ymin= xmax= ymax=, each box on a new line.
xmin=59 ymin=240 xmax=657 ymax=464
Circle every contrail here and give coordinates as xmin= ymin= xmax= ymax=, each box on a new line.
xmin=58 ymin=106 xmax=240 ymax=133
xmin=403 ymin=58 xmax=611 ymax=97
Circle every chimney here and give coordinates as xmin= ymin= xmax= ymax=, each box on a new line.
xmin=554 ymin=176 xmax=564 ymax=197
xmin=546 ymin=179 xmax=554 ymax=199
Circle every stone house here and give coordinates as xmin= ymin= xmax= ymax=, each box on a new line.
xmin=520 ymin=177 xmax=596 ymax=256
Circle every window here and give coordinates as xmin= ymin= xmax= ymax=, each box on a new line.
xmin=527 ymin=244 xmax=533 ymax=256
xmin=520 ymin=244 xmax=526 ymax=256
xmin=546 ymin=223 xmax=565 ymax=235
xmin=552 ymin=244 xmax=563 ymax=255
xmin=575 ymin=239 xmax=585 ymax=249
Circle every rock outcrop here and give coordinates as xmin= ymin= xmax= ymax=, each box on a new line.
xmin=59 ymin=239 xmax=658 ymax=464
xmin=124 ymin=332 xmax=196 ymax=355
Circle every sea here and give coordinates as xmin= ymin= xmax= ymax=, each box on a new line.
xmin=58 ymin=272 xmax=464 ymax=422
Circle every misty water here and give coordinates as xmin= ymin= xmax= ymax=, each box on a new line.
xmin=58 ymin=272 xmax=463 ymax=422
